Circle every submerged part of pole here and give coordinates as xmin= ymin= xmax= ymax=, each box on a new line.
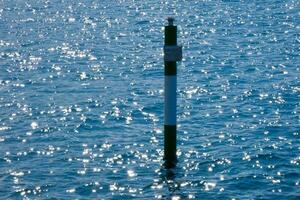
xmin=163 ymin=17 xmax=182 ymax=168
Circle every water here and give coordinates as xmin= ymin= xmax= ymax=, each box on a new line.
xmin=0 ymin=0 xmax=300 ymax=199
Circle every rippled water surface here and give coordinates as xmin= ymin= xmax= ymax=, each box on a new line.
xmin=1 ymin=0 xmax=300 ymax=199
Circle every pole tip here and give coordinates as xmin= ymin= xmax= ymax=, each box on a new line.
xmin=167 ymin=17 xmax=174 ymax=26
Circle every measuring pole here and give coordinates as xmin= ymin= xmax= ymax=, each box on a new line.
xmin=163 ymin=17 xmax=182 ymax=168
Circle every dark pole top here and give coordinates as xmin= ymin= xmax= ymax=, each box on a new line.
xmin=167 ymin=17 xmax=174 ymax=26
xmin=165 ymin=17 xmax=177 ymax=46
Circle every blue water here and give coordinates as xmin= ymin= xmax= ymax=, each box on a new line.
xmin=1 ymin=0 xmax=300 ymax=199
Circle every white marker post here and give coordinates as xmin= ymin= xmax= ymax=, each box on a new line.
xmin=164 ymin=17 xmax=182 ymax=168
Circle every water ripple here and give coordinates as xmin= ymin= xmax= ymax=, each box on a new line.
xmin=0 ymin=0 xmax=300 ymax=199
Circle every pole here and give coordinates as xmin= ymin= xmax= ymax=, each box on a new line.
xmin=164 ymin=17 xmax=182 ymax=168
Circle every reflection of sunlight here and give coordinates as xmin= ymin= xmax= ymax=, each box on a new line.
xmin=204 ymin=182 xmax=216 ymax=191
xmin=2 ymin=0 xmax=299 ymax=199
xmin=151 ymin=167 xmax=195 ymax=199
xmin=127 ymin=169 xmax=137 ymax=177
xmin=171 ymin=195 xmax=181 ymax=200
xmin=66 ymin=188 xmax=76 ymax=193
xmin=30 ymin=121 xmax=39 ymax=129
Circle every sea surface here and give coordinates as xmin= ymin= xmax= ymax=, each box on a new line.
xmin=0 ymin=0 xmax=300 ymax=199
